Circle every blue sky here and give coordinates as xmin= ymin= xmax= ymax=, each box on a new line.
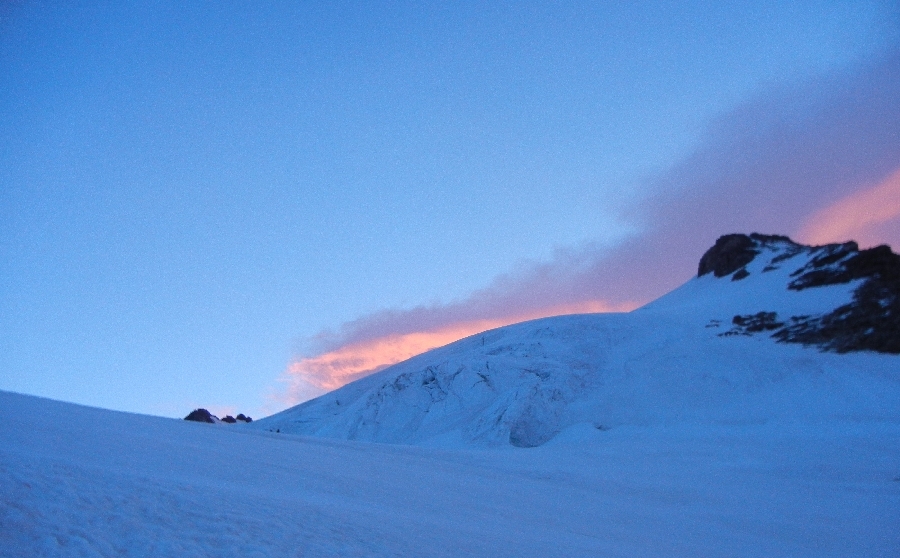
xmin=2 ymin=1 xmax=898 ymax=417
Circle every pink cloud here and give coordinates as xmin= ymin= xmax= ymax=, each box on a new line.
xmin=274 ymin=52 xmax=900 ymax=408
xmin=796 ymin=166 xmax=900 ymax=248
xmin=283 ymin=300 xmax=636 ymax=401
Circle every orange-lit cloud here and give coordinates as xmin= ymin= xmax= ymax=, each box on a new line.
xmin=796 ymin=166 xmax=900 ymax=248
xmin=267 ymin=52 xmax=900 ymax=413
xmin=282 ymin=300 xmax=636 ymax=403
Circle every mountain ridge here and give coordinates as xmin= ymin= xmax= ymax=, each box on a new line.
xmin=253 ymin=233 xmax=900 ymax=447
xmin=696 ymin=233 xmax=899 ymax=353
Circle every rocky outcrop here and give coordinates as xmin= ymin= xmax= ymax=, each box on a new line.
xmin=698 ymin=233 xmax=799 ymax=278
xmin=709 ymin=234 xmax=900 ymax=354
xmin=220 ymin=413 xmax=253 ymax=424
xmin=721 ymin=312 xmax=784 ymax=335
xmin=788 ymin=243 xmax=899 ymax=290
xmin=184 ymin=409 xmax=253 ymax=424
xmin=184 ymin=408 xmax=217 ymax=423
xmin=776 ymin=243 xmax=900 ymax=353
xmin=698 ymin=234 xmax=759 ymax=278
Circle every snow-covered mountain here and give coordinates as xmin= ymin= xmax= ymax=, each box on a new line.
xmin=3 ymin=233 xmax=898 ymax=557
xmin=254 ymin=234 xmax=900 ymax=447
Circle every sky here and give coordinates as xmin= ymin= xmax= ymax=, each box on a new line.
xmin=1 ymin=1 xmax=898 ymax=418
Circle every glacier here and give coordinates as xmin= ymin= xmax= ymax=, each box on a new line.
xmin=253 ymin=234 xmax=900 ymax=448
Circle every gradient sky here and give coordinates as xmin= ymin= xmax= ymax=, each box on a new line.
xmin=2 ymin=1 xmax=898 ymax=418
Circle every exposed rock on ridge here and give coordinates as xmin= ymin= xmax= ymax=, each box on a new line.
xmin=777 ymin=243 xmax=900 ymax=353
xmin=698 ymin=233 xmax=797 ymax=279
xmin=711 ymin=234 xmax=900 ymax=354
xmin=698 ymin=234 xmax=759 ymax=278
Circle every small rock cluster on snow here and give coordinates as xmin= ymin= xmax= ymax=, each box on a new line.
xmin=184 ymin=408 xmax=252 ymax=424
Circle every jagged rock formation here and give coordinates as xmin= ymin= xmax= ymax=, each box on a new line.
xmin=697 ymin=233 xmax=795 ymax=278
xmin=777 ymin=242 xmax=899 ymax=353
xmin=698 ymin=233 xmax=760 ymax=277
xmin=707 ymin=234 xmax=900 ymax=354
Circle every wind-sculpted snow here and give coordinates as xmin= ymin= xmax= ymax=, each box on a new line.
xmin=256 ymin=235 xmax=899 ymax=448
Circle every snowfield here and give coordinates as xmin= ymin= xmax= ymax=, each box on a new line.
xmin=2 ymin=235 xmax=899 ymax=556
xmin=2 ymin=390 xmax=899 ymax=557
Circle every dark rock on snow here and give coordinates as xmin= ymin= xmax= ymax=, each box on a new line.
xmin=706 ymin=233 xmax=900 ymax=354
xmin=777 ymin=242 xmax=900 ymax=353
xmin=724 ymin=312 xmax=785 ymax=335
xmin=184 ymin=408 xmax=216 ymax=423
xmin=698 ymin=233 xmax=799 ymax=278
xmin=184 ymin=409 xmax=252 ymax=424
xmin=698 ymin=234 xmax=759 ymax=278
xmin=789 ymin=243 xmax=899 ymax=290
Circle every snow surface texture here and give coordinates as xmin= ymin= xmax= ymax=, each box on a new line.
xmin=255 ymin=235 xmax=900 ymax=448
xmin=2 ymin=390 xmax=899 ymax=557
xmin=3 ymin=234 xmax=899 ymax=556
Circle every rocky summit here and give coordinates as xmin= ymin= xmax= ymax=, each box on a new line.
xmin=700 ymin=233 xmax=900 ymax=353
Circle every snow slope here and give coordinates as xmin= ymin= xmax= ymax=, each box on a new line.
xmin=254 ymin=235 xmax=900 ymax=448
xmin=3 ymin=234 xmax=899 ymax=556
xmin=2 ymin=389 xmax=899 ymax=557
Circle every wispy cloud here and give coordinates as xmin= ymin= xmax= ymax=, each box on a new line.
xmin=274 ymin=52 xmax=900 ymax=408
xmin=797 ymin=166 xmax=900 ymax=248
xmin=282 ymin=299 xmax=635 ymax=401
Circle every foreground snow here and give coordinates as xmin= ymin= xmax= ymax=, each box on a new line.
xmin=2 ymin=389 xmax=898 ymax=557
